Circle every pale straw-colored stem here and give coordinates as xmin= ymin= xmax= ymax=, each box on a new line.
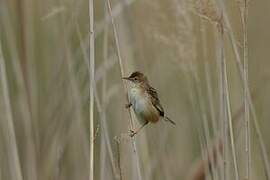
xmin=242 ymin=1 xmax=251 ymax=179
xmin=223 ymin=47 xmax=240 ymax=180
xmin=106 ymin=0 xmax=143 ymax=179
xmin=89 ymin=0 xmax=95 ymax=179
xmin=222 ymin=4 xmax=270 ymax=179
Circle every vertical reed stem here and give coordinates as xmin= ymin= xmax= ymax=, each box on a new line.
xmin=89 ymin=0 xmax=95 ymax=179
xmin=242 ymin=0 xmax=251 ymax=179
xmin=222 ymin=6 xmax=270 ymax=179
xmin=106 ymin=0 xmax=143 ymax=179
xmin=224 ymin=48 xmax=240 ymax=180
xmin=216 ymin=18 xmax=226 ymax=180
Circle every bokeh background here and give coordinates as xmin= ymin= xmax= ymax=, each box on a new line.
xmin=1 ymin=0 xmax=270 ymax=180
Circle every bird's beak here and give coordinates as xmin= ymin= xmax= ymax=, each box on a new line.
xmin=122 ymin=77 xmax=132 ymax=81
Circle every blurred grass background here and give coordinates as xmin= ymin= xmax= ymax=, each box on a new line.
xmin=1 ymin=0 xmax=270 ymax=180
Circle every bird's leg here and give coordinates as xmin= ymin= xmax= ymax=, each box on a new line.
xmin=125 ymin=102 xmax=132 ymax=109
xmin=130 ymin=121 xmax=149 ymax=137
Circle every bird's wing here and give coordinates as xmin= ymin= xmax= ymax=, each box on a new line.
xmin=146 ymin=85 xmax=164 ymax=116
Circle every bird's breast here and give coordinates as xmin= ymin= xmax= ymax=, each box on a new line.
xmin=128 ymin=87 xmax=159 ymax=123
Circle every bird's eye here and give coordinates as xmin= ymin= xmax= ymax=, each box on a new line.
xmin=134 ymin=77 xmax=137 ymax=81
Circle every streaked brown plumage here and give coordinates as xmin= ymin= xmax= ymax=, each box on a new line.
xmin=123 ymin=71 xmax=175 ymax=137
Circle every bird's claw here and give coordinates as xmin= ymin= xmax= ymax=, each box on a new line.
xmin=125 ymin=103 xmax=132 ymax=109
xmin=129 ymin=129 xmax=136 ymax=137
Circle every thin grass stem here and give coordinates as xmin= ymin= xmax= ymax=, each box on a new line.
xmin=106 ymin=0 xmax=143 ymax=179
xmin=221 ymin=5 xmax=270 ymax=179
xmin=89 ymin=0 xmax=95 ymax=179
xmin=223 ymin=46 xmax=240 ymax=180
xmin=241 ymin=1 xmax=251 ymax=179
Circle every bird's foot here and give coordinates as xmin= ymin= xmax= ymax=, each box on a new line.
xmin=129 ymin=129 xmax=136 ymax=137
xmin=125 ymin=103 xmax=132 ymax=109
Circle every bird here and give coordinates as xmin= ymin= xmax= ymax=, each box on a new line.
xmin=122 ymin=71 xmax=175 ymax=137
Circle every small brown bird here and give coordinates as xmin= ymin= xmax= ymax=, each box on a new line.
xmin=123 ymin=71 xmax=175 ymax=137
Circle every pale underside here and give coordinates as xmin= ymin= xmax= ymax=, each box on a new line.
xmin=128 ymin=86 xmax=160 ymax=125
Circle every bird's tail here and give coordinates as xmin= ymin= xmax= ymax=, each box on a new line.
xmin=163 ymin=116 xmax=176 ymax=126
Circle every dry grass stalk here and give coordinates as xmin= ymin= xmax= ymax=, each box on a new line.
xmin=89 ymin=0 xmax=95 ymax=179
xmin=106 ymin=0 xmax=143 ymax=180
xmin=240 ymin=0 xmax=251 ymax=179
xmin=75 ymin=16 xmax=117 ymax=177
xmin=221 ymin=3 xmax=270 ymax=179
xmin=223 ymin=43 xmax=240 ymax=180
xmin=217 ymin=13 xmax=239 ymax=180
xmin=216 ymin=15 xmax=228 ymax=180
xmin=200 ymin=16 xmax=220 ymax=179
xmin=115 ymin=137 xmax=123 ymax=180
xmin=188 ymin=90 xmax=255 ymax=180
xmin=193 ymin=1 xmax=240 ymax=179
xmin=95 ymin=0 xmax=136 ymax=37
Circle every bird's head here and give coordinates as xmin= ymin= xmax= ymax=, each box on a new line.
xmin=122 ymin=71 xmax=148 ymax=85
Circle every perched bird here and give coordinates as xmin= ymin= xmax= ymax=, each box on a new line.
xmin=123 ymin=71 xmax=175 ymax=137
